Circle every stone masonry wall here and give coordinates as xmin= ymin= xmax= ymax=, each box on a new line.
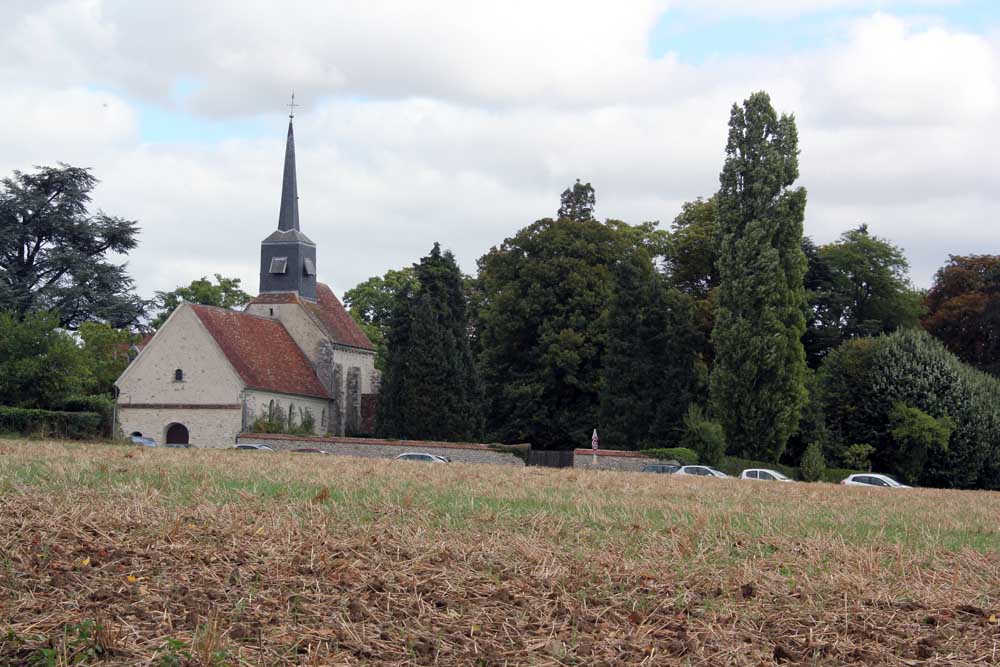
xmin=119 ymin=407 xmax=243 ymax=448
xmin=573 ymin=449 xmax=657 ymax=472
xmin=237 ymin=433 xmax=525 ymax=467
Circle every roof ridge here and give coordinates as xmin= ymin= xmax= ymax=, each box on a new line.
xmin=191 ymin=302 xmax=276 ymax=322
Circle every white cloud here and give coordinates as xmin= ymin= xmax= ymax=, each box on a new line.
xmin=0 ymin=4 xmax=997 ymax=301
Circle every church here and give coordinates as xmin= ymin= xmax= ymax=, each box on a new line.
xmin=115 ymin=113 xmax=378 ymax=447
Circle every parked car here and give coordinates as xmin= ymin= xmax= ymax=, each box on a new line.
xmin=676 ymin=465 xmax=728 ymax=478
xmin=641 ymin=462 xmax=681 ymax=474
xmin=740 ymin=468 xmax=794 ymax=482
xmin=130 ymin=434 xmax=156 ymax=447
xmin=290 ymin=448 xmax=328 ymax=454
xmin=841 ymin=473 xmax=911 ymax=488
xmin=233 ymin=444 xmax=275 ymax=452
xmin=163 ymin=442 xmax=192 ymax=449
xmin=395 ymin=452 xmax=450 ymax=463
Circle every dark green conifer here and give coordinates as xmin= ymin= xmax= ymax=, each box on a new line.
xmin=710 ymin=91 xmax=809 ymax=462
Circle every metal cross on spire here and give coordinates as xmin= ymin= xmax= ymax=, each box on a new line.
xmin=287 ymin=92 xmax=299 ymax=119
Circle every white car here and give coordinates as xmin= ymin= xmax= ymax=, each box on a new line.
xmin=395 ymin=452 xmax=450 ymax=463
xmin=233 ymin=444 xmax=275 ymax=452
xmin=740 ymin=468 xmax=794 ymax=482
xmin=840 ymin=473 xmax=911 ymax=488
xmin=675 ymin=465 xmax=728 ymax=478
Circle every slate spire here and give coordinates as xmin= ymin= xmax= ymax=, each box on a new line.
xmin=277 ymin=108 xmax=300 ymax=231
xmin=259 ymin=95 xmax=317 ymax=301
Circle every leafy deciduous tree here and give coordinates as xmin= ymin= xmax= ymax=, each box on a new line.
xmin=0 ymin=311 xmax=89 ymax=408
xmin=923 ymin=254 xmax=1000 ymax=376
xmin=476 ymin=212 xmax=663 ymax=449
xmin=151 ymin=274 xmax=252 ymax=328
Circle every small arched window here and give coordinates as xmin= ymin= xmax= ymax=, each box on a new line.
xmin=268 ymin=400 xmax=275 ymax=420
xmin=174 ymin=369 xmax=184 ymax=382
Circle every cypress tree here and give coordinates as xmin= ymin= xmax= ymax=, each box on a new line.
xmin=599 ymin=249 xmax=700 ymax=450
xmin=376 ymin=243 xmax=483 ymax=441
xmin=710 ymin=91 xmax=809 ymax=462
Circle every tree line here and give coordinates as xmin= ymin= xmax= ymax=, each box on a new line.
xmin=1 ymin=92 xmax=997 ymax=487
xmin=347 ymin=92 xmax=1000 ymax=489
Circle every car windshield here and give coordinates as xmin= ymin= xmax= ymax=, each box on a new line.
xmin=880 ymin=475 xmax=903 ymax=487
xmin=771 ymin=471 xmax=790 ymax=480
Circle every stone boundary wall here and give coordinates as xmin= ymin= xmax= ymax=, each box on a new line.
xmin=237 ymin=432 xmax=526 ymax=467
xmin=573 ymin=449 xmax=657 ymax=472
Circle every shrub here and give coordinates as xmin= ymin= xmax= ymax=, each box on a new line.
xmin=681 ymin=404 xmax=726 ymax=466
xmin=842 ymin=444 xmax=875 ymax=472
xmin=800 ymin=442 xmax=827 ymax=482
xmin=57 ymin=396 xmax=115 ymax=437
xmin=889 ymin=403 xmax=953 ymax=485
xmin=0 ymin=406 xmax=102 ymax=439
xmin=642 ymin=447 xmax=699 ymax=465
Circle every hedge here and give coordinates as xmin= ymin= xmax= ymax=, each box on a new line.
xmin=0 ymin=406 xmax=103 ymax=439
xmin=56 ymin=396 xmax=115 ymax=437
xmin=642 ymin=447 xmax=700 ymax=465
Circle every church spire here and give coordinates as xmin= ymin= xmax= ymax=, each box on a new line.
xmin=277 ymin=94 xmax=300 ymax=232
xmin=259 ymin=94 xmax=317 ymax=301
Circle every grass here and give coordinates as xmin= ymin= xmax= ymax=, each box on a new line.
xmin=1 ymin=438 xmax=999 ymax=665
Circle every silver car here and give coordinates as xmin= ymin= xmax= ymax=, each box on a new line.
xmin=675 ymin=465 xmax=728 ymax=478
xmin=395 ymin=452 xmax=450 ymax=463
xmin=841 ymin=473 xmax=911 ymax=488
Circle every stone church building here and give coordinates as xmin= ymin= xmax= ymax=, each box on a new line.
xmin=116 ymin=115 xmax=378 ymax=447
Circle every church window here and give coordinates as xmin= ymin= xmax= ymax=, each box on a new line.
xmin=303 ymin=258 xmax=316 ymax=276
xmin=321 ymin=408 xmax=327 ymax=428
xmin=174 ymin=368 xmax=184 ymax=382
xmin=269 ymin=256 xmax=288 ymax=274
xmin=288 ymin=402 xmax=295 ymax=427
xmin=268 ymin=400 xmax=275 ymax=419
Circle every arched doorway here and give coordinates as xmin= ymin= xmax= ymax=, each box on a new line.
xmin=165 ymin=423 xmax=189 ymax=445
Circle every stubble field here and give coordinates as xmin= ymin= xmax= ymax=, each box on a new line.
xmin=0 ymin=439 xmax=998 ymax=666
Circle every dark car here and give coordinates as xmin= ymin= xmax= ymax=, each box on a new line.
xmin=641 ymin=462 xmax=681 ymax=474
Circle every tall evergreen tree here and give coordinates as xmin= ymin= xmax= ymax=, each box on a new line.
xmin=376 ymin=243 xmax=483 ymax=441
xmin=599 ymin=249 xmax=701 ymax=450
xmin=557 ymin=179 xmax=596 ymax=222
xmin=710 ymin=92 xmax=809 ymax=462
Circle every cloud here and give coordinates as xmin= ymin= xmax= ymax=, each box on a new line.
xmin=0 ymin=4 xmax=997 ymax=301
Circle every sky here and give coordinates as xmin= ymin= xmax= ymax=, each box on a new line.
xmin=2 ymin=0 xmax=998 ymax=300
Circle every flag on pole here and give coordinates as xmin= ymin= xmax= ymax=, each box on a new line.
xmin=591 ymin=428 xmax=599 ymax=450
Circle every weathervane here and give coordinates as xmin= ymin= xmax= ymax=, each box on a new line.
xmin=287 ymin=92 xmax=299 ymax=119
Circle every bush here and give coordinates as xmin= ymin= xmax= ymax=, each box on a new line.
xmin=682 ymin=404 xmax=726 ymax=466
xmin=57 ymin=396 xmax=115 ymax=437
xmin=0 ymin=406 xmax=103 ymax=439
xmin=889 ymin=403 xmax=953 ymax=485
xmin=800 ymin=442 xmax=827 ymax=482
xmin=642 ymin=447 xmax=699 ymax=465
xmin=821 ymin=467 xmax=859 ymax=484
xmin=842 ymin=443 xmax=875 ymax=472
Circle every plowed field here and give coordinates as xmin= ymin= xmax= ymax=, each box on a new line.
xmin=1 ymin=439 xmax=998 ymax=665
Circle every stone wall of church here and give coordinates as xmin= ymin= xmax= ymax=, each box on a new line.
xmin=243 ymin=390 xmax=330 ymax=435
xmin=117 ymin=304 xmax=244 ymax=405
xmin=119 ymin=406 xmax=243 ymax=448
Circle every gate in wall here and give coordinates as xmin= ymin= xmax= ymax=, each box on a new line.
xmin=526 ymin=449 xmax=575 ymax=468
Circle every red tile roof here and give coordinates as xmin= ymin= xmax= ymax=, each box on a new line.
xmin=306 ymin=283 xmax=375 ymax=351
xmin=191 ymin=304 xmax=329 ymax=399
xmin=249 ymin=283 xmax=374 ymax=351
